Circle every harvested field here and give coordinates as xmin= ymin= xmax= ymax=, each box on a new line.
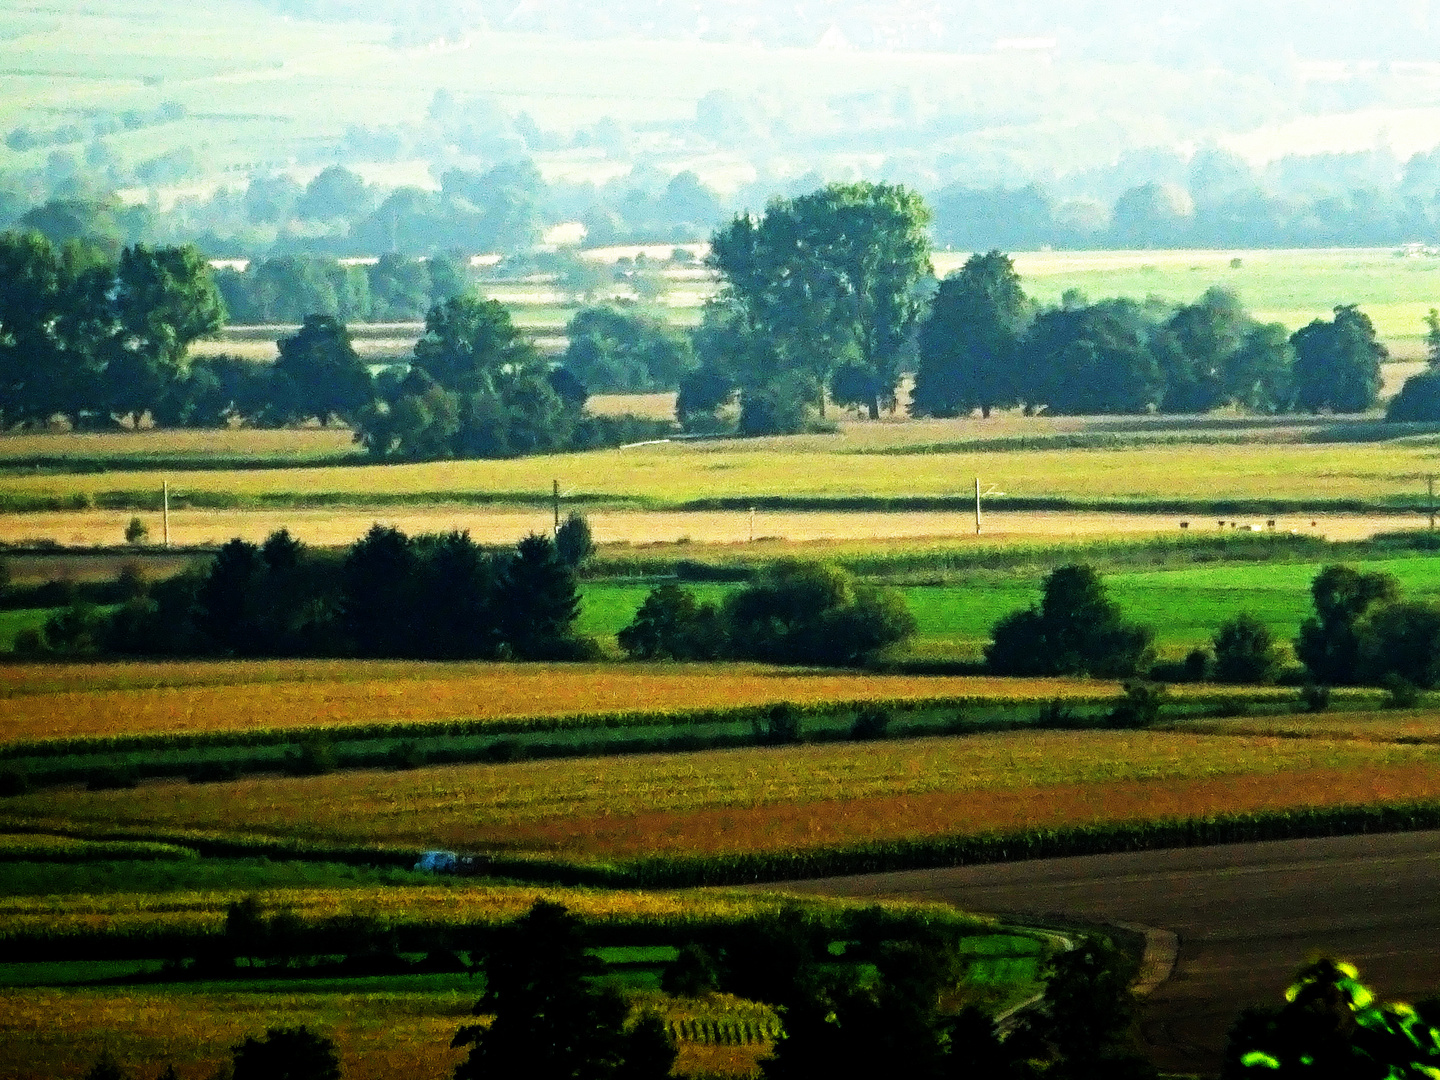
xmin=0 ymin=662 xmax=1127 ymax=746
xmin=5 ymin=438 xmax=1439 ymax=511
xmin=787 ymin=831 xmax=1440 ymax=1076
xmin=0 ymin=507 xmax=1428 ymax=550
xmin=7 ymin=732 xmax=1433 ymax=860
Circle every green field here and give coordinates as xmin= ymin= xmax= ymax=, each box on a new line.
xmin=574 ymin=555 xmax=1440 ymax=659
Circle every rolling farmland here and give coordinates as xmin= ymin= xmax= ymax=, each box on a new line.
xmin=7 ymin=730 xmax=1435 ymax=862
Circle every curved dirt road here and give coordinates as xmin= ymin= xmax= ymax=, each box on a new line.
xmin=781 ymin=831 xmax=1440 ymax=1077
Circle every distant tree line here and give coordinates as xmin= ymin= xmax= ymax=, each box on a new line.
xmin=215 ymin=251 xmax=472 ymax=324
xmin=985 ymin=562 xmax=1440 ymax=694
xmin=679 ymin=202 xmax=1392 ymax=435
xmin=912 ymin=253 xmax=1387 ymax=420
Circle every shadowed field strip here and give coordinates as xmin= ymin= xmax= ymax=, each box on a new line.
xmin=6 ymin=732 xmax=1436 ymax=859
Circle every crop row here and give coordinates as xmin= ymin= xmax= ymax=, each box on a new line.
xmin=0 ymin=685 xmax=1315 ymax=762
xmin=0 ymin=832 xmax=196 ymax=863
xmin=0 ymin=884 xmax=986 ymax=961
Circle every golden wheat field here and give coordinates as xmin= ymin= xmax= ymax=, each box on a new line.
xmin=6 ymin=731 xmax=1432 ymax=859
xmin=0 ymin=661 xmax=1154 ymax=746
xmin=4 ymin=431 xmax=1439 ymax=508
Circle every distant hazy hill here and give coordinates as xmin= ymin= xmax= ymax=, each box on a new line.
xmin=253 ymin=0 xmax=1440 ymax=63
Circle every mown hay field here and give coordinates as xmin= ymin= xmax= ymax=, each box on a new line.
xmin=3 ymin=506 xmax=1432 ymax=552
xmin=0 ymin=662 xmax=1134 ymax=746
xmin=7 ymin=731 xmax=1434 ymax=860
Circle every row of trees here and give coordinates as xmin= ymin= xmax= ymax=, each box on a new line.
xmin=30 ymin=525 xmax=597 ymax=661
xmin=215 ymin=251 xmax=472 ymax=324
xmin=914 ymin=258 xmax=1386 ymax=417
xmin=984 ymin=562 xmax=1440 ymax=690
xmin=0 ymin=230 xmax=670 ymax=454
xmin=676 ymin=189 xmax=1393 ymax=434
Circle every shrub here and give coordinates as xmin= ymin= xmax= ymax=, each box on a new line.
xmin=753 ymin=703 xmax=802 ymax=745
xmin=387 ymin=741 xmax=426 ymax=770
xmin=1107 ymin=681 xmax=1167 ymax=728
xmin=1211 ymin=613 xmax=1283 ymax=685
xmin=554 ymin=512 xmax=594 ymax=568
xmin=286 ymin=738 xmax=336 ymax=777
xmin=0 ymin=768 xmax=31 ymax=797
xmin=1037 ymin=699 xmax=1081 ymax=728
xmin=617 ymin=585 xmax=728 ymax=661
xmin=1382 ymin=674 xmax=1422 ymax=710
xmin=986 ymin=564 xmax=1154 ymax=678
xmin=662 ymin=943 xmax=720 ymax=997
xmin=1359 ymin=601 xmax=1440 ymax=689
xmin=1298 ymin=684 xmax=1332 ymax=713
xmin=124 ymin=516 xmax=149 ymax=545
xmin=849 ymin=706 xmax=893 ymax=741
xmin=1386 ymin=369 xmax=1440 ymax=422
xmin=1184 ymin=647 xmax=1214 ymax=682
xmin=723 ymin=561 xmax=916 ymax=667
xmin=232 ymin=1026 xmax=340 ymax=1080
xmin=85 ymin=765 xmax=139 ymax=791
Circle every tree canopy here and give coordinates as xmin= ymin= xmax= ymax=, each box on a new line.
xmin=706 ymin=181 xmax=932 ymax=429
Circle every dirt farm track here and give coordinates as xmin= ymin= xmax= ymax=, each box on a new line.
xmin=786 ymin=830 xmax=1440 ymax=1077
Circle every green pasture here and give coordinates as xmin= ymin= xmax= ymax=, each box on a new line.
xmin=575 ymin=555 xmax=1440 ymax=659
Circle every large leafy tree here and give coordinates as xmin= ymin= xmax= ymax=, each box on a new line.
xmin=1160 ymin=286 xmax=1251 ymax=413
xmin=454 ymin=901 xmax=675 ymax=1080
xmin=104 ymin=244 xmax=225 ymax=424
xmin=562 ymin=304 xmax=695 ymax=393
xmin=1020 ymin=299 xmax=1166 ymax=415
xmin=709 ymin=181 xmax=932 ymax=424
xmin=1295 ymin=564 xmax=1399 ymax=685
xmin=0 ymin=231 xmax=77 ymax=424
xmin=987 ymin=564 xmax=1154 ymax=677
xmin=1290 ymin=304 xmax=1386 ymax=413
xmin=273 ymin=315 xmax=374 ymax=425
xmin=413 ymin=294 xmax=539 ymax=395
xmin=911 ymin=250 xmax=1030 ymax=418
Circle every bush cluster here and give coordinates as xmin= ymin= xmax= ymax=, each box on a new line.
xmin=618 ymin=561 xmax=916 ymax=667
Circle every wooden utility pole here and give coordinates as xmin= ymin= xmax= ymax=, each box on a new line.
xmin=1430 ymin=474 xmax=1436 ymax=532
xmin=553 ymin=480 xmax=561 ymax=536
xmin=162 ymin=481 xmax=170 ymax=549
xmin=975 ymin=476 xmax=982 ymax=536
